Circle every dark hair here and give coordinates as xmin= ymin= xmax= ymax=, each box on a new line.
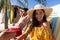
xmin=13 ymin=8 xmax=28 ymax=18
xmin=14 ymin=7 xmax=18 ymax=18
xmin=31 ymin=9 xmax=47 ymax=27
xmin=22 ymin=8 xmax=28 ymax=11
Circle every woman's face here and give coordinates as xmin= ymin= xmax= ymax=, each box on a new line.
xmin=35 ymin=9 xmax=44 ymax=22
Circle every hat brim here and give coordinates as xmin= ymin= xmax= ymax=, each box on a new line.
xmin=27 ymin=8 xmax=53 ymax=18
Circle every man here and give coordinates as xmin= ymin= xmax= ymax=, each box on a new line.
xmin=0 ymin=8 xmax=30 ymax=40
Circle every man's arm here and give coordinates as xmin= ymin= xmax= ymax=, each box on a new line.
xmin=15 ymin=15 xmax=30 ymax=30
xmin=16 ymin=32 xmax=29 ymax=40
xmin=16 ymin=25 xmax=31 ymax=40
xmin=0 ymin=31 xmax=16 ymax=40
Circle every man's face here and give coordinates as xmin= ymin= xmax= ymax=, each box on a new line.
xmin=19 ymin=9 xmax=27 ymax=17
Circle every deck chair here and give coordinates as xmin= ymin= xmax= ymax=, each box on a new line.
xmin=0 ymin=31 xmax=16 ymax=40
xmin=47 ymin=5 xmax=60 ymax=40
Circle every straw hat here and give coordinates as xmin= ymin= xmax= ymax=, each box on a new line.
xmin=27 ymin=4 xmax=53 ymax=18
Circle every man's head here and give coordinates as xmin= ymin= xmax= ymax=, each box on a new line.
xmin=19 ymin=8 xmax=28 ymax=17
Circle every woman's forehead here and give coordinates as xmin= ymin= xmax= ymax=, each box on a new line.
xmin=36 ymin=10 xmax=43 ymax=12
xmin=36 ymin=9 xmax=45 ymax=13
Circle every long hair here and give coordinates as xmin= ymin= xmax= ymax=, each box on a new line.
xmin=31 ymin=9 xmax=47 ymax=27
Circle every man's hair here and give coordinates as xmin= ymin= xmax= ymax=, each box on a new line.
xmin=22 ymin=8 xmax=28 ymax=11
xmin=14 ymin=7 xmax=18 ymax=18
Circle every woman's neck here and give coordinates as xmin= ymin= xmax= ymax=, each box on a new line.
xmin=39 ymin=20 xmax=44 ymax=24
xmin=38 ymin=20 xmax=44 ymax=26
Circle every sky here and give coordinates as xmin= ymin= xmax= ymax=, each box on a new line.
xmin=10 ymin=0 xmax=60 ymax=9
xmin=46 ymin=0 xmax=60 ymax=7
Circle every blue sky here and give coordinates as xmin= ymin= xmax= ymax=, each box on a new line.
xmin=46 ymin=0 xmax=60 ymax=7
xmin=10 ymin=0 xmax=60 ymax=9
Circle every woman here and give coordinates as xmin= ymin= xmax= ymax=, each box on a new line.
xmin=17 ymin=4 xmax=54 ymax=40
